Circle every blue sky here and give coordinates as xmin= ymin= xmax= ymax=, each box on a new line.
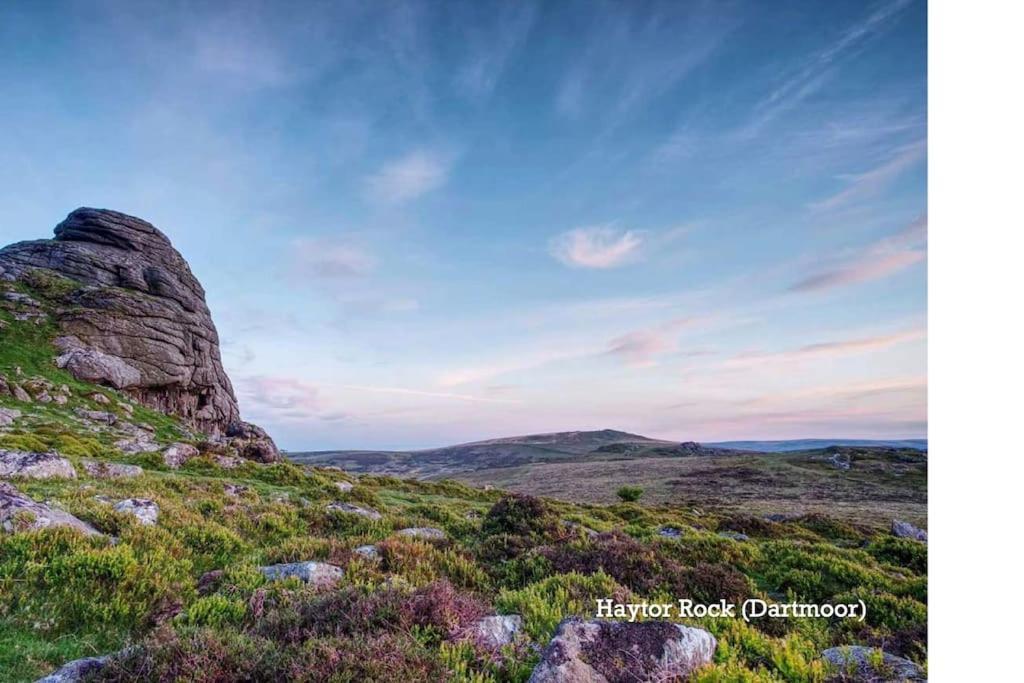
xmin=0 ymin=0 xmax=926 ymax=450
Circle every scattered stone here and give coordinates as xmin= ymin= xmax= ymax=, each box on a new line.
xmin=259 ymin=561 xmax=344 ymax=587
xmin=162 ymin=443 xmax=199 ymax=468
xmin=12 ymin=383 xmax=31 ymax=403
xmin=88 ymin=392 xmax=111 ymax=405
xmin=33 ymin=654 xmax=111 ymax=683
xmin=821 ymin=646 xmax=925 ymax=682
xmin=658 ymin=526 xmax=683 ymax=539
xmin=335 ymin=481 xmax=354 ymax=493
xmin=73 ymin=407 xmax=117 ymax=425
xmin=224 ymin=483 xmax=249 ymax=497
xmin=564 ymin=520 xmax=599 ymax=538
xmin=114 ymin=426 xmax=159 ymax=454
xmin=81 ymin=460 xmax=143 ymax=479
xmin=528 ymin=619 xmax=716 ymax=683
xmin=327 ymin=502 xmax=382 ymax=520
xmin=2 ymin=291 xmax=41 ymax=306
xmin=117 ymin=402 xmax=134 ymax=414
xmin=353 ymin=544 xmax=380 ymax=560
xmin=396 ymin=527 xmax=446 ymax=541
xmin=210 ymin=455 xmax=240 ymax=469
xmin=891 ymin=519 xmax=927 ymax=543
xmin=1 ymin=482 xmax=102 ymax=536
xmin=468 ymin=615 xmax=523 ymax=649
xmin=0 ymin=450 xmax=77 ymax=479
xmin=0 ymin=407 xmax=21 ymax=427
xmin=465 ymin=510 xmax=482 ymax=520
xmin=57 ymin=344 xmax=142 ymax=391
xmin=113 ymin=498 xmax=159 ymax=525
xmin=718 ymin=530 xmax=750 ymax=542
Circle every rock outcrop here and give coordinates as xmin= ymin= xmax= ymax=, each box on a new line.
xmin=0 ymin=450 xmax=77 ymax=480
xmin=0 ymin=208 xmax=278 ymax=459
xmin=821 ymin=646 xmax=925 ymax=682
xmin=1 ymin=483 xmax=102 ymax=535
xmin=528 ymin=619 xmax=716 ymax=682
xmin=34 ymin=654 xmax=111 ymax=683
xmin=891 ymin=519 xmax=927 ymax=543
xmin=259 ymin=561 xmax=345 ymax=587
xmin=113 ymin=498 xmax=159 ymax=525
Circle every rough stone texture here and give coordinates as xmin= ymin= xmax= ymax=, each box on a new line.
xmin=34 ymin=654 xmax=111 ymax=683
xmin=224 ymin=483 xmax=249 ymax=497
xmin=891 ymin=520 xmax=927 ymax=543
xmin=259 ymin=561 xmax=344 ymax=587
xmin=528 ymin=619 xmax=716 ymax=683
xmin=221 ymin=421 xmax=280 ymax=463
xmin=718 ymin=531 xmax=750 ymax=542
xmin=468 ymin=615 xmax=523 ymax=649
xmin=327 ymin=502 xmax=382 ymax=520
xmin=0 ymin=208 xmax=278 ymax=456
xmin=396 ymin=527 xmax=446 ymax=541
xmin=335 ymin=481 xmax=354 ymax=493
xmin=81 ymin=460 xmax=144 ymax=479
xmin=353 ymin=544 xmax=380 ymax=560
xmin=0 ymin=407 xmax=21 ymax=427
xmin=0 ymin=450 xmax=77 ymax=479
xmin=821 ymin=646 xmax=925 ymax=682
xmin=1 ymin=483 xmax=102 ymax=536
xmin=214 ymin=454 xmax=244 ymax=469
xmin=113 ymin=498 xmax=159 ymax=525
xmin=162 ymin=443 xmax=199 ymax=469
xmin=658 ymin=526 xmax=683 ymax=539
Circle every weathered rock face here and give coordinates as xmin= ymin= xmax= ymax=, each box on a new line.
xmin=0 ymin=208 xmax=279 ymax=458
xmin=113 ymin=498 xmax=159 ymax=526
xmin=0 ymin=483 xmax=102 ymax=536
xmin=528 ymin=619 xmax=716 ymax=683
xmin=891 ymin=519 xmax=928 ymax=543
xmin=0 ymin=450 xmax=77 ymax=480
xmin=34 ymin=654 xmax=111 ymax=683
xmin=821 ymin=646 xmax=925 ymax=682
xmin=259 ymin=561 xmax=345 ymax=587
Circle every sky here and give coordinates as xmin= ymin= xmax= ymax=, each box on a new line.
xmin=0 ymin=0 xmax=927 ymax=451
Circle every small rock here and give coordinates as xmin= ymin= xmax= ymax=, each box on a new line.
xmin=564 ymin=520 xmax=599 ymax=538
xmin=353 ymin=544 xmax=380 ymax=560
xmin=718 ymin=530 xmax=750 ymax=542
xmin=891 ymin=519 xmax=927 ymax=543
xmin=396 ymin=527 xmax=446 ymax=541
xmin=658 ymin=526 xmax=683 ymax=539
xmin=117 ymin=402 xmax=134 ymax=415
xmin=327 ymin=502 xmax=382 ymax=520
xmin=197 ymin=569 xmax=225 ymax=595
xmin=1 ymin=483 xmax=102 ymax=536
xmin=81 ymin=460 xmax=144 ymax=479
xmin=259 ymin=561 xmax=344 ymax=587
xmin=12 ymin=383 xmax=32 ymax=402
xmin=821 ymin=646 xmax=925 ymax=682
xmin=113 ymin=498 xmax=159 ymax=525
xmin=468 ymin=615 xmax=523 ymax=649
xmin=88 ymin=393 xmax=111 ymax=405
xmin=2 ymin=291 xmax=41 ymax=306
xmin=0 ymin=450 xmax=77 ymax=479
xmin=162 ymin=443 xmax=199 ymax=468
xmin=528 ymin=619 xmax=716 ymax=683
xmin=335 ymin=481 xmax=354 ymax=493
xmin=0 ymin=407 xmax=21 ymax=427
xmin=34 ymin=654 xmax=110 ymax=682
xmin=213 ymin=454 xmax=243 ymax=469
xmin=114 ymin=427 xmax=159 ymax=454
xmin=224 ymin=483 xmax=249 ymax=497
xmin=74 ymin=408 xmax=117 ymax=425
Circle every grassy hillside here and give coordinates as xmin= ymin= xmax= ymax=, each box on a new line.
xmin=1 ymin=275 xmax=927 ymax=681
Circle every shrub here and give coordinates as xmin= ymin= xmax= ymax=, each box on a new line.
xmin=615 ymin=485 xmax=644 ymax=503
xmin=496 ymin=571 xmax=627 ymax=641
xmin=481 ymin=494 xmax=559 ymax=540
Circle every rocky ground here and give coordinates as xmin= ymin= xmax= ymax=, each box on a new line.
xmin=0 ymin=210 xmax=927 ymax=682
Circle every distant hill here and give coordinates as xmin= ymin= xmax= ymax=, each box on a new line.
xmin=709 ymin=438 xmax=928 ymax=452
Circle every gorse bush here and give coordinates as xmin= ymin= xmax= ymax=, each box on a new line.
xmin=615 ymin=485 xmax=644 ymax=502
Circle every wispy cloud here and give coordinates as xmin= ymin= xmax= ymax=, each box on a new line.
xmin=290 ymin=237 xmax=374 ymax=279
xmin=341 ymin=384 xmax=519 ymax=404
xmin=606 ymin=317 xmax=701 ymax=368
xmin=789 ymin=214 xmax=927 ymax=292
xmin=455 ymin=3 xmax=536 ymax=99
xmin=725 ymin=327 xmax=925 ymax=369
xmin=739 ymin=0 xmax=915 ymax=138
xmin=237 ymin=375 xmax=348 ymax=422
xmin=550 ymin=226 xmax=645 ymax=268
xmin=809 ymin=140 xmax=926 ymax=211
xmin=364 ymin=150 xmax=451 ymax=204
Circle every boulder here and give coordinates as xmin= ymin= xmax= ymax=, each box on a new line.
xmin=396 ymin=527 xmax=446 ymax=541
xmin=718 ymin=531 xmax=750 ymax=542
xmin=821 ymin=646 xmax=925 ymax=682
xmin=81 ymin=460 xmax=143 ymax=479
xmin=658 ymin=526 xmax=683 ymax=539
xmin=0 ymin=208 xmax=277 ymax=448
xmin=1 ymin=483 xmax=102 ymax=536
xmin=353 ymin=544 xmax=380 ymax=560
xmin=259 ymin=561 xmax=344 ymax=587
xmin=468 ymin=615 xmax=523 ymax=649
xmin=0 ymin=407 xmax=21 ymax=427
xmin=528 ymin=619 xmax=716 ymax=683
xmin=0 ymin=450 xmax=77 ymax=479
xmin=162 ymin=443 xmax=199 ymax=468
xmin=73 ymin=407 xmax=117 ymax=425
xmin=335 ymin=481 xmax=354 ymax=493
xmin=34 ymin=654 xmax=111 ymax=683
xmin=891 ymin=520 xmax=927 ymax=543
xmin=213 ymin=454 xmax=244 ymax=469
xmin=12 ymin=383 xmax=32 ymax=402
xmin=327 ymin=502 xmax=382 ymax=520
xmin=113 ymin=498 xmax=159 ymax=525
xmin=222 ymin=421 xmax=280 ymax=463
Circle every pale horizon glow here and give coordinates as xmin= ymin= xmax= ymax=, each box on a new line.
xmin=0 ymin=0 xmax=927 ymax=450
